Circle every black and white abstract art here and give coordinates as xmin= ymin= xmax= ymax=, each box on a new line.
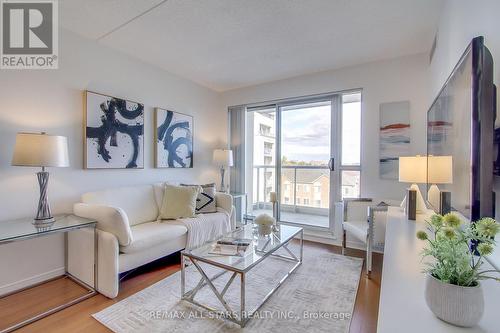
xmin=85 ymin=91 xmax=144 ymax=169
xmin=155 ymin=108 xmax=193 ymax=168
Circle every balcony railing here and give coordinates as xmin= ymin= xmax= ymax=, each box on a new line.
xmin=251 ymin=165 xmax=330 ymax=227
xmin=252 ymin=164 xmax=329 ymax=213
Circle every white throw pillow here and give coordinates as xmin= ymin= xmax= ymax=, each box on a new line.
xmin=159 ymin=184 xmax=200 ymax=220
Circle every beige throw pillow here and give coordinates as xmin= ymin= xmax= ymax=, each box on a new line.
xmin=159 ymin=184 xmax=201 ymax=220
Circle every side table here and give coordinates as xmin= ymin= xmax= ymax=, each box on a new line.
xmin=0 ymin=215 xmax=97 ymax=332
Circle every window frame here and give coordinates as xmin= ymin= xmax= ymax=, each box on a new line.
xmin=338 ymin=92 xmax=362 ymax=199
xmin=239 ymin=88 xmax=362 ymax=235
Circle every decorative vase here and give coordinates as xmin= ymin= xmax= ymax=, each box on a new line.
xmin=424 ymin=274 xmax=484 ymax=327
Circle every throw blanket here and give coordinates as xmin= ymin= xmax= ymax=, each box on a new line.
xmin=171 ymin=208 xmax=231 ymax=249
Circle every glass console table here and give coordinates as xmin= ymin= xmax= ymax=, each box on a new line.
xmin=0 ymin=215 xmax=97 ymax=333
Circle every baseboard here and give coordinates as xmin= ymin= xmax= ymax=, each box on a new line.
xmin=0 ymin=267 xmax=65 ymax=297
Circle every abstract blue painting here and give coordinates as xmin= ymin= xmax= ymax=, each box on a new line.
xmin=155 ymin=108 xmax=193 ymax=168
xmin=85 ymin=91 xmax=144 ymax=169
xmin=379 ymin=101 xmax=411 ymax=179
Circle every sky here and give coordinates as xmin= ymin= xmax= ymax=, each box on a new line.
xmin=281 ymin=102 xmax=360 ymax=165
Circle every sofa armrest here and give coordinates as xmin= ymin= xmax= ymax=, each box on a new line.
xmin=73 ymin=203 xmax=133 ymax=246
xmin=215 ymin=192 xmax=233 ymax=216
xmin=96 ymin=229 xmax=120 ymax=298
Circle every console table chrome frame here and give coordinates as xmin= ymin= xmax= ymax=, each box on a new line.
xmin=0 ymin=216 xmax=98 ymax=333
xmin=181 ymin=227 xmax=303 ymax=328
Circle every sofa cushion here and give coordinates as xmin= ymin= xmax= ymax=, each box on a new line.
xmin=153 ymin=181 xmax=181 ymax=208
xmin=82 ymin=185 xmax=159 ymax=226
xmin=153 ymin=182 xmax=166 ymax=209
xmin=159 ymin=184 xmax=200 ymax=220
xmin=120 ymin=221 xmax=188 ymax=254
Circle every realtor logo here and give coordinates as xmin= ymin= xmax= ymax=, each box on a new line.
xmin=1 ymin=0 xmax=58 ymax=69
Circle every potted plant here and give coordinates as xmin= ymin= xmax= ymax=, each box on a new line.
xmin=416 ymin=213 xmax=500 ymax=327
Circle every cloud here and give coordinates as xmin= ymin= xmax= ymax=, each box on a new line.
xmin=282 ymin=118 xmax=330 ymax=146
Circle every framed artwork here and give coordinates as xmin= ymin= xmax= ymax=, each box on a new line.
xmin=84 ymin=91 xmax=144 ymax=169
xmin=379 ymin=101 xmax=411 ymax=179
xmin=155 ymin=108 xmax=193 ymax=168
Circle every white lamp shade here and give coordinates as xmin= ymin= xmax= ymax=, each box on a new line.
xmin=398 ymin=155 xmax=427 ymax=183
xmin=12 ymin=133 xmax=69 ymax=167
xmin=428 ymin=155 xmax=453 ymax=184
xmin=213 ymin=149 xmax=233 ymax=167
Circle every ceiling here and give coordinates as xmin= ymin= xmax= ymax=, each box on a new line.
xmin=60 ymin=0 xmax=443 ymax=92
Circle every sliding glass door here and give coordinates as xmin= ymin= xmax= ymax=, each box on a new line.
xmin=244 ymin=91 xmax=361 ymax=232
xmin=279 ymin=100 xmax=334 ymax=228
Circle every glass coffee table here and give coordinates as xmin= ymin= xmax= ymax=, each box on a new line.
xmin=181 ymin=224 xmax=303 ymax=327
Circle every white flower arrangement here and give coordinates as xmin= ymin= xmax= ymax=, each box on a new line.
xmin=254 ymin=214 xmax=275 ymax=226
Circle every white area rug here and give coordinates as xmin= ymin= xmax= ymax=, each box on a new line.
xmin=93 ymin=245 xmax=363 ymax=333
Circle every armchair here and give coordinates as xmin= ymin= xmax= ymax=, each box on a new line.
xmin=339 ymin=198 xmax=396 ymax=277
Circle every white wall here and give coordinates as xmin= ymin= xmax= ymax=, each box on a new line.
xmin=0 ymin=29 xmax=225 ymax=294
xmin=221 ymin=54 xmax=431 ymax=202
xmin=430 ymin=0 xmax=500 ymax=101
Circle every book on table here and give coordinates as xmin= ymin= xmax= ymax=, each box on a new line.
xmin=209 ymin=238 xmax=253 ymax=256
xmin=216 ymin=238 xmax=252 ymax=246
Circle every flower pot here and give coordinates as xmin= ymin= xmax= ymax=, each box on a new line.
xmin=424 ymin=274 xmax=484 ymax=327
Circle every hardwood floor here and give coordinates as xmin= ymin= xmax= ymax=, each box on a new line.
xmin=1 ymin=242 xmax=382 ymax=333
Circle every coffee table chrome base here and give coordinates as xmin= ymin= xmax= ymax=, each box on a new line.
xmin=181 ymin=229 xmax=304 ymax=328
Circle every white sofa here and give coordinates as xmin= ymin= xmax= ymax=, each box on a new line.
xmin=71 ymin=183 xmax=234 ymax=298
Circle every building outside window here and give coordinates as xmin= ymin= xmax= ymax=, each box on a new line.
xmin=260 ymin=124 xmax=271 ymax=136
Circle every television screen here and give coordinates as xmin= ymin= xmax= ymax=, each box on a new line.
xmin=426 ymin=36 xmax=495 ymax=221
xmin=427 ymin=46 xmax=472 ymax=217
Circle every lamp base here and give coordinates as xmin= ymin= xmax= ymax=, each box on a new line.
xmin=219 ymin=166 xmax=228 ymax=193
xmin=428 ymin=184 xmax=440 ymax=211
xmin=401 ymin=183 xmax=426 ymax=215
xmin=33 ymin=216 xmax=56 ymax=224
xmin=35 ymin=171 xmax=54 ymax=224
xmin=33 ymin=217 xmax=56 ymax=228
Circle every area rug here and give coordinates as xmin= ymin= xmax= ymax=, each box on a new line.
xmin=93 ymin=245 xmax=363 ymax=333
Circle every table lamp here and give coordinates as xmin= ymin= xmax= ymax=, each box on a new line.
xmin=427 ymin=155 xmax=453 ymax=214
xmin=213 ymin=149 xmax=233 ymax=193
xmin=399 ymin=155 xmax=427 ymax=214
xmin=12 ymin=132 xmax=69 ymax=225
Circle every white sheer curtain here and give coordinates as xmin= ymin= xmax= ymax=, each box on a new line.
xmin=228 ymin=105 xmax=246 ymax=194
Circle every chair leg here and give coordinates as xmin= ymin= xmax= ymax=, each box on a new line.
xmin=366 ymin=236 xmax=372 ymax=278
xmin=342 ymin=229 xmax=346 ymax=255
